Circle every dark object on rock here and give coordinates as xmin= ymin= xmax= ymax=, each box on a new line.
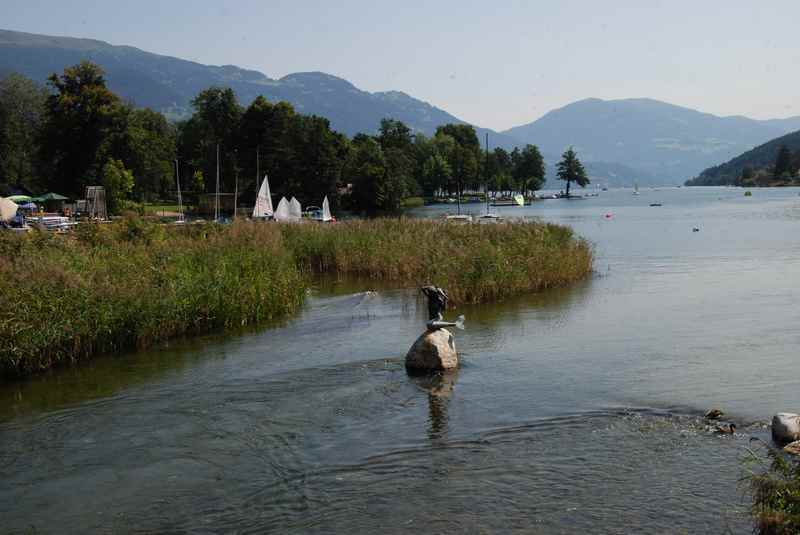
xmin=405 ymin=328 xmax=458 ymax=371
xmin=714 ymin=423 xmax=736 ymax=435
xmin=421 ymin=286 xmax=448 ymax=321
xmin=705 ymin=408 xmax=724 ymax=420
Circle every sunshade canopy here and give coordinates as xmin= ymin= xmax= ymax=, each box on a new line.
xmin=34 ymin=192 xmax=70 ymax=201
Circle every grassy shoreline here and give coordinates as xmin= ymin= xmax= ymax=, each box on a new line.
xmin=0 ymin=217 xmax=592 ymax=380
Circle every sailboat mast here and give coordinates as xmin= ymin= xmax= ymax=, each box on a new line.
xmin=175 ymin=159 xmax=184 ymax=223
xmin=233 ymin=149 xmax=239 ymax=219
xmin=215 ymin=143 xmax=220 ymax=222
xmin=485 ymin=133 xmax=490 ymax=215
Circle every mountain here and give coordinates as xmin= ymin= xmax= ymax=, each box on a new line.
xmin=0 ymin=29 xmax=520 ymax=147
xmin=685 ymin=129 xmax=800 ymax=186
xmin=504 ymin=98 xmax=800 ymax=185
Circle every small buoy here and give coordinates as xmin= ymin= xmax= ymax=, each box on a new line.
xmin=692 ymin=227 xmax=700 ymax=232
xmin=603 ymin=212 xmax=613 ymax=219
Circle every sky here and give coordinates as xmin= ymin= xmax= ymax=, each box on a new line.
xmin=3 ymin=0 xmax=799 ymax=130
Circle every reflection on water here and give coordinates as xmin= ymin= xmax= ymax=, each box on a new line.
xmin=410 ymin=370 xmax=459 ymax=441
xmin=2 ymin=187 xmax=800 ymax=533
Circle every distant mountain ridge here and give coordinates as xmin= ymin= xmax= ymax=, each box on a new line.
xmin=504 ymin=98 xmax=800 ymax=185
xmin=0 ymin=28 xmax=519 ymax=147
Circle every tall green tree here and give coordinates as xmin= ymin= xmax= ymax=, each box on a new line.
xmin=774 ymin=144 xmax=793 ymax=178
xmin=434 ymin=124 xmax=479 ymax=198
xmin=38 ymin=61 xmax=122 ymax=196
xmin=556 ymin=147 xmax=589 ymax=197
xmin=180 ymin=87 xmax=243 ymax=194
xmin=108 ymin=107 xmax=176 ymax=200
xmin=101 ymin=158 xmax=134 ymax=213
xmin=0 ymin=73 xmax=47 ymax=190
xmin=513 ymin=144 xmax=546 ymax=195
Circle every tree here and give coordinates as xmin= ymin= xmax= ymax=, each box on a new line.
xmin=180 ymin=87 xmax=243 ymax=194
xmin=101 ymin=159 xmax=134 ymax=214
xmin=347 ymin=135 xmax=388 ymax=215
xmin=434 ymin=124 xmax=479 ymax=198
xmin=556 ymin=147 xmax=589 ymax=197
xmin=774 ymin=145 xmax=793 ymax=178
xmin=0 ymin=73 xmax=47 ymax=190
xmin=513 ymin=144 xmax=546 ymax=195
xmin=109 ymin=107 xmax=176 ymax=200
xmin=378 ymin=118 xmax=413 ymax=152
xmin=38 ymin=61 xmax=122 ymax=196
xmin=420 ymin=154 xmax=451 ymax=197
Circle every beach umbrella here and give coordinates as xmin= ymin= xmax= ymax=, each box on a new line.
xmin=0 ymin=197 xmax=19 ymax=222
xmin=8 ymin=195 xmax=33 ymax=203
xmin=36 ymin=192 xmax=69 ymax=201
xmin=20 ymin=202 xmax=38 ymax=211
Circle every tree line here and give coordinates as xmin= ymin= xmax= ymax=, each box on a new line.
xmin=1 ymin=61 xmax=589 ymax=214
xmin=686 ymin=140 xmax=800 ymax=187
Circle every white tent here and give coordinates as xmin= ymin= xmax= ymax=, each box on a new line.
xmin=0 ymin=197 xmax=19 ymax=222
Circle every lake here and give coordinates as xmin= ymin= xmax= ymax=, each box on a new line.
xmin=2 ymin=186 xmax=799 ymax=533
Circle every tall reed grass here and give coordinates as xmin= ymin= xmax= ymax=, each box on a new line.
xmin=280 ymin=218 xmax=593 ymax=304
xmin=745 ymin=443 xmax=800 ymax=534
xmin=0 ymin=217 xmax=592 ymax=379
xmin=0 ymin=218 xmax=305 ymax=379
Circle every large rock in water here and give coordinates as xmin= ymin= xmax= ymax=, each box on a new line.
xmin=405 ymin=329 xmax=458 ymax=371
xmin=772 ymin=413 xmax=800 ymax=444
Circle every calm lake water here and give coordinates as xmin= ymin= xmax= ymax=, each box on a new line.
xmin=3 ymin=187 xmax=800 ymax=533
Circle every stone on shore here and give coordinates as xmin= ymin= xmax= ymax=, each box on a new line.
xmin=771 ymin=413 xmax=800 ymax=444
xmin=405 ymin=328 xmax=458 ymax=371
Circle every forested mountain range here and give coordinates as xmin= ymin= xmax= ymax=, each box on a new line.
xmin=0 ymin=29 xmax=518 ymax=147
xmin=685 ymin=129 xmax=800 ymax=186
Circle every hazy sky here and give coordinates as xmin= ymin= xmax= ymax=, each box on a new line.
xmin=3 ymin=0 xmax=799 ymax=130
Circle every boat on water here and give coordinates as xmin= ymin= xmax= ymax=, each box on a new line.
xmin=633 ymin=182 xmax=640 ymax=196
xmin=649 ymin=203 xmax=662 ymax=207
xmin=444 ymin=214 xmax=473 ymax=222
xmin=490 ymin=195 xmax=531 ymax=206
xmin=252 ymin=175 xmax=274 ymax=219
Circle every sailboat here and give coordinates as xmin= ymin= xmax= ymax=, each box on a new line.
xmin=274 ymin=197 xmax=290 ymax=221
xmin=633 ymin=182 xmax=640 ymax=196
xmin=321 ymin=196 xmax=333 ymax=222
xmin=252 ymin=175 xmax=274 ymax=219
xmin=289 ymin=197 xmax=302 ymax=220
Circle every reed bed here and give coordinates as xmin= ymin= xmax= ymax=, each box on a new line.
xmin=0 ymin=217 xmax=592 ymax=379
xmin=0 ymin=218 xmax=305 ymax=379
xmin=746 ymin=444 xmax=800 ymax=534
xmin=280 ymin=218 xmax=593 ymax=304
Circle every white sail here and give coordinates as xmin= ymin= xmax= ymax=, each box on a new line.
xmin=252 ymin=175 xmax=274 ymax=218
xmin=321 ymin=196 xmax=332 ymax=222
xmin=289 ymin=197 xmax=302 ymax=220
xmin=274 ymin=197 xmax=290 ymax=221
